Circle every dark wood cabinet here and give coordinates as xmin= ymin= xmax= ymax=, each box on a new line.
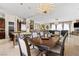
xmin=0 ymin=18 xmax=5 ymax=39
xmin=0 ymin=20 xmax=5 ymax=28
xmin=0 ymin=31 xmax=5 ymax=39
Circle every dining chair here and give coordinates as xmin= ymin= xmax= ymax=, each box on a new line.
xmin=39 ymin=31 xmax=45 ymax=38
xmin=17 ymin=34 xmax=31 ymax=56
xmin=29 ymin=31 xmax=41 ymax=49
xmin=31 ymin=31 xmax=40 ymax=38
xmin=36 ymin=45 xmax=49 ymax=56
xmin=61 ymin=30 xmax=68 ymax=36
xmin=49 ymin=30 xmax=55 ymax=34
xmin=45 ymin=32 xmax=68 ymax=56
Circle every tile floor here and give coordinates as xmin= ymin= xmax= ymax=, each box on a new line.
xmin=0 ymin=34 xmax=79 ymax=56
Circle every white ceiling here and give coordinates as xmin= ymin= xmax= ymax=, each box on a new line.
xmin=0 ymin=3 xmax=40 ymax=18
xmin=0 ymin=3 xmax=79 ymax=23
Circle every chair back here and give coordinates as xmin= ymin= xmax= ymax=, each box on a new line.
xmin=31 ymin=31 xmax=39 ymax=38
xmin=17 ymin=34 xmax=31 ymax=56
xmin=49 ymin=30 xmax=55 ymax=34
xmin=61 ymin=30 xmax=68 ymax=36
xmin=39 ymin=31 xmax=45 ymax=38
xmin=40 ymin=32 xmax=44 ymax=36
xmin=60 ymin=32 xmax=68 ymax=56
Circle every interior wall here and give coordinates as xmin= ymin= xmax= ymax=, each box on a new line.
xmin=26 ymin=19 xmax=30 ymax=32
xmin=5 ymin=14 xmax=17 ymax=39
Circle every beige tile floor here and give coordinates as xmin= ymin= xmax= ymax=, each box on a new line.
xmin=0 ymin=35 xmax=79 ymax=56
xmin=0 ymin=39 xmax=40 ymax=56
xmin=0 ymin=39 xmax=20 ymax=56
xmin=64 ymin=35 xmax=79 ymax=56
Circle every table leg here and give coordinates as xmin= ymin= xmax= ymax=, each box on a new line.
xmin=13 ymin=35 xmax=16 ymax=47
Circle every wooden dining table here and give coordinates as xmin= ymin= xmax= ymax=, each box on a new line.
xmin=30 ymin=36 xmax=60 ymax=48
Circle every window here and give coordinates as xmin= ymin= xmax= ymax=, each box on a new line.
xmin=51 ymin=24 xmax=55 ymax=30
xmin=57 ymin=23 xmax=62 ymax=31
xmin=64 ymin=23 xmax=69 ymax=30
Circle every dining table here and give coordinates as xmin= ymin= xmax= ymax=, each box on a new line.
xmin=30 ymin=35 xmax=60 ymax=49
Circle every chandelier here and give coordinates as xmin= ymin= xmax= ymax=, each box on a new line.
xmin=39 ymin=4 xmax=54 ymax=14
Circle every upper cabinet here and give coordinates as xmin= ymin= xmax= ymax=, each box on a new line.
xmin=0 ymin=18 xmax=5 ymax=29
xmin=0 ymin=18 xmax=5 ymax=39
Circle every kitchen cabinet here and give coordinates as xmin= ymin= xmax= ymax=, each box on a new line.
xmin=0 ymin=18 xmax=5 ymax=39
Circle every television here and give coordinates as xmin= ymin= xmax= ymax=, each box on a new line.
xmin=74 ymin=22 xmax=79 ymax=28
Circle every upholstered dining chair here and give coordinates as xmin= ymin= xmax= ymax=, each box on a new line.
xmin=30 ymin=31 xmax=40 ymax=48
xmin=61 ymin=30 xmax=68 ymax=36
xmin=32 ymin=32 xmax=38 ymax=38
xmin=45 ymin=32 xmax=68 ymax=56
xmin=17 ymin=34 xmax=31 ymax=56
xmin=39 ymin=31 xmax=45 ymax=38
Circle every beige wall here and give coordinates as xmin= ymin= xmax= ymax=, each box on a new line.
xmin=26 ymin=19 xmax=30 ymax=32
xmin=5 ymin=14 xmax=17 ymax=39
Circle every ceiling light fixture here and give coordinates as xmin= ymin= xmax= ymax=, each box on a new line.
xmin=39 ymin=4 xmax=54 ymax=14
